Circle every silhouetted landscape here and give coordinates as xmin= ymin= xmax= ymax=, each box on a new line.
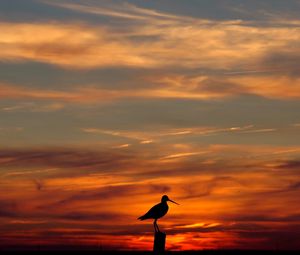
xmin=1 ymin=248 xmax=300 ymax=255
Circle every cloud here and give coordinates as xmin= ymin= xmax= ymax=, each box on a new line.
xmin=161 ymin=151 xmax=209 ymax=160
xmin=276 ymin=160 xmax=300 ymax=170
xmin=288 ymin=181 xmax=300 ymax=190
xmin=81 ymin=125 xmax=281 ymax=146
xmin=259 ymin=50 xmax=300 ymax=77
xmin=42 ymin=0 xmax=185 ymax=22
xmin=0 ymin=5 xmax=300 ymax=72
xmin=0 ymin=2 xmax=300 ymax=101
xmin=229 ymin=75 xmax=300 ymax=99
xmin=1 ymin=102 xmax=65 ymax=112
xmin=221 ymin=213 xmax=300 ymax=223
xmin=46 ymin=183 xmax=171 ymax=209
xmin=58 ymin=211 xmax=123 ymax=221
xmin=0 ymin=200 xmax=18 ymax=218
xmin=33 ymin=179 xmax=43 ymax=191
xmin=0 ymin=147 xmax=128 ymax=170
xmin=173 ymin=222 xmax=221 ymax=229
xmin=0 ymin=83 xmax=79 ymax=101
xmin=0 ymin=127 xmax=23 ymax=134
xmin=0 ymin=22 xmax=153 ymax=69
xmin=178 ymin=176 xmax=243 ymax=199
xmin=153 ymin=73 xmax=300 ymax=100
xmin=0 ymin=82 xmax=235 ymax=102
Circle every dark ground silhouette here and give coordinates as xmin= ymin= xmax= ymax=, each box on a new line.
xmin=1 ymin=247 xmax=300 ymax=255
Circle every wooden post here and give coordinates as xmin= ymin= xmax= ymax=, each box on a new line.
xmin=153 ymin=231 xmax=166 ymax=254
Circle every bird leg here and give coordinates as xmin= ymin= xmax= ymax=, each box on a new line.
xmin=156 ymin=222 xmax=160 ymax=232
xmin=153 ymin=220 xmax=157 ymax=232
xmin=154 ymin=219 xmax=160 ymax=233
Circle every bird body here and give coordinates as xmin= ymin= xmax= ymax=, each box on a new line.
xmin=138 ymin=201 xmax=169 ymax=220
xmin=138 ymin=195 xmax=178 ymax=232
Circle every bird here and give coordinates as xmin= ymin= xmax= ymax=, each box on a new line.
xmin=138 ymin=195 xmax=179 ymax=232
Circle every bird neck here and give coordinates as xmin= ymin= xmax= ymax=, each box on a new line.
xmin=162 ymin=200 xmax=168 ymax=206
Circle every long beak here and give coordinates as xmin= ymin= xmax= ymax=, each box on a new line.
xmin=168 ymin=199 xmax=179 ymax=205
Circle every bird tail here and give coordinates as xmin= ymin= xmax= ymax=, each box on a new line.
xmin=138 ymin=215 xmax=146 ymax=220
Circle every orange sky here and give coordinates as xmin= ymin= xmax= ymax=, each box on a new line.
xmin=1 ymin=144 xmax=300 ymax=250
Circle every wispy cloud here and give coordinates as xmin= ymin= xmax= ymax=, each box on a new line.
xmin=0 ymin=148 xmax=129 ymax=170
xmin=42 ymin=0 xmax=185 ymax=22
xmin=1 ymin=102 xmax=64 ymax=112
xmin=153 ymin=74 xmax=300 ymax=100
xmin=240 ymin=128 xmax=276 ymax=134
xmin=174 ymin=222 xmax=221 ymax=229
xmin=81 ymin=125 xmax=280 ymax=144
xmin=0 ymin=83 xmax=232 ymax=102
xmin=161 ymin=151 xmax=210 ymax=160
xmin=1 ymin=4 xmax=300 ymax=100
xmin=1 ymin=5 xmax=300 ymax=73
xmin=0 ymin=22 xmax=153 ymax=69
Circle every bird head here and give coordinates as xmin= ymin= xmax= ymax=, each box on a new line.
xmin=161 ymin=195 xmax=179 ymax=205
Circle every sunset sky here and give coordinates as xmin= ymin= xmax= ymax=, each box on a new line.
xmin=1 ymin=0 xmax=300 ymax=251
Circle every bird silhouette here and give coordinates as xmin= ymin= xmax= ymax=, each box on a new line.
xmin=138 ymin=195 xmax=179 ymax=232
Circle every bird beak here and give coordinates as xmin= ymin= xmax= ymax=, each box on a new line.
xmin=168 ymin=199 xmax=179 ymax=205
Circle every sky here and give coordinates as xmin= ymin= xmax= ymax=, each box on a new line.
xmin=0 ymin=0 xmax=300 ymax=251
